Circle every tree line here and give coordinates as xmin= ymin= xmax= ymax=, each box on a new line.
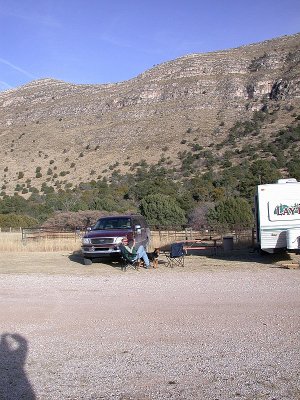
xmin=0 ymin=158 xmax=291 ymax=231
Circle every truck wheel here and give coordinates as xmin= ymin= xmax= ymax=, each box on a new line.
xmin=83 ymin=257 xmax=92 ymax=265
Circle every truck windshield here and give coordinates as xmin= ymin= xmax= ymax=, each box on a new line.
xmin=93 ymin=217 xmax=132 ymax=230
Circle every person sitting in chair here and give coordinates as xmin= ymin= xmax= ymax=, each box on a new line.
xmin=120 ymin=238 xmax=150 ymax=269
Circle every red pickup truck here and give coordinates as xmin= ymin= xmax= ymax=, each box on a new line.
xmin=81 ymin=214 xmax=150 ymax=264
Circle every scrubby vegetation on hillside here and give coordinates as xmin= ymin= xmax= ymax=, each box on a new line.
xmin=0 ymin=112 xmax=299 ymax=231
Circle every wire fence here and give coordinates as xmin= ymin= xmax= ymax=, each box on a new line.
xmin=21 ymin=227 xmax=80 ymax=243
xmin=150 ymin=227 xmax=255 ymax=247
xmin=0 ymin=226 xmax=256 ymax=249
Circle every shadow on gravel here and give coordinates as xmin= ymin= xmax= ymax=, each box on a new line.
xmin=186 ymin=246 xmax=299 ymax=267
xmin=0 ymin=333 xmax=36 ymax=400
xmin=68 ymin=250 xmax=86 ymax=265
xmin=69 ymin=248 xmax=299 ymax=271
xmin=68 ymin=250 xmax=123 ymax=270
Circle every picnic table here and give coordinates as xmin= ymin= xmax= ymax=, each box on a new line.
xmin=181 ymin=239 xmax=220 ymax=255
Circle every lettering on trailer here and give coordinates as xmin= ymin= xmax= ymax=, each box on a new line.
xmin=274 ymin=203 xmax=300 ymax=216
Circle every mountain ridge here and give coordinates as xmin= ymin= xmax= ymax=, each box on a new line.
xmin=0 ymin=32 xmax=299 ymax=196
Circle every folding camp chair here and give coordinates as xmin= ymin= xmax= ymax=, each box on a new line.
xmin=119 ymin=245 xmax=140 ymax=272
xmin=165 ymin=242 xmax=185 ymax=268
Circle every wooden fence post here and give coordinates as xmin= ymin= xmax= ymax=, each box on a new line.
xmin=252 ymin=227 xmax=255 ymax=248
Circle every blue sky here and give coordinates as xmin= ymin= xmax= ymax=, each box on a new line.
xmin=0 ymin=0 xmax=299 ymax=91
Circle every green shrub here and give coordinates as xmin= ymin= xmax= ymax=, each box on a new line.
xmin=0 ymin=213 xmax=38 ymax=228
xmin=140 ymin=194 xmax=187 ymax=228
xmin=59 ymin=171 xmax=70 ymax=177
xmin=207 ymin=197 xmax=253 ymax=230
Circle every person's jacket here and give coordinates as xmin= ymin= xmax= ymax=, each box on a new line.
xmin=119 ymin=244 xmax=137 ymax=261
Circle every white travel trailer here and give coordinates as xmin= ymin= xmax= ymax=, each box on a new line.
xmin=255 ymin=178 xmax=300 ymax=253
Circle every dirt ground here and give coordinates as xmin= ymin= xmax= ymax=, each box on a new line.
xmin=0 ymin=250 xmax=299 ymax=400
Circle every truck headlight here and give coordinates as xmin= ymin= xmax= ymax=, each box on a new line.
xmin=82 ymin=238 xmax=91 ymax=244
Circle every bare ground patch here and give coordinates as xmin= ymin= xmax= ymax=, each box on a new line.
xmin=0 ymin=251 xmax=300 ymax=399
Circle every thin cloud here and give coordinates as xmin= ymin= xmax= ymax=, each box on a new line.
xmin=99 ymin=14 xmax=162 ymax=55
xmin=0 ymin=58 xmax=37 ymax=79
xmin=100 ymin=33 xmax=136 ymax=50
xmin=100 ymin=32 xmax=163 ymax=56
xmin=1 ymin=7 xmax=61 ymax=28
xmin=0 ymin=81 xmax=13 ymax=90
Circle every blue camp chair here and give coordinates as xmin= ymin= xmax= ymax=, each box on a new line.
xmin=165 ymin=242 xmax=185 ymax=268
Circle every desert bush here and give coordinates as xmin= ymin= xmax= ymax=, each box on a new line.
xmin=140 ymin=194 xmax=187 ymax=228
xmin=207 ymin=197 xmax=253 ymax=230
xmin=188 ymin=202 xmax=215 ymax=230
xmin=42 ymin=210 xmax=112 ymax=230
xmin=0 ymin=213 xmax=38 ymax=228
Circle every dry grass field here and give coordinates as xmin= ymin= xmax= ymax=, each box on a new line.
xmin=0 ymin=232 xmax=81 ymax=252
xmin=0 ymin=231 xmax=182 ymax=253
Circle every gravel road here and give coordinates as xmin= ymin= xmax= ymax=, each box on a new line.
xmin=0 ymin=251 xmax=299 ymax=400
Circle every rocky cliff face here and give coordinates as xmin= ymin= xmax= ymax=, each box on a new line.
xmin=0 ymin=33 xmax=299 ymax=194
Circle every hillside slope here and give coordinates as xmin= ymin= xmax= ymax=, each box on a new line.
xmin=0 ymin=33 xmax=299 ymax=195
